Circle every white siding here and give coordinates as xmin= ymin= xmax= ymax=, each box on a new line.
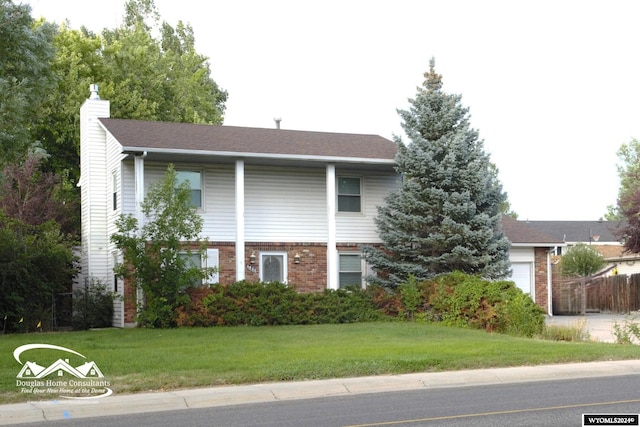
xmin=104 ymin=134 xmax=125 ymax=326
xmin=121 ymin=161 xmax=136 ymax=214
xmin=245 ymin=166 xmax=327 ymax=242
xmin=117 ymin=162 xmax=398 ymax=247
xmin=509 ymin=247 xmax=535 ymax=263
xmin=133 ymin=163 xmax=237 ymax=241
xmin=79 ymin=98 xmax=111 ymax=289
xmin=201 ymin=164 xmax=236 ymax=241
xmin=336 ymin=171 xmax=400 ymax=243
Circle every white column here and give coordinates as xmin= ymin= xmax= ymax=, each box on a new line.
xmin=235 ymin=159 xmax=245 ymax=281
xmin=326 ymin=164 xmax=338 ymax=289
xmin=133 ymin=152 xmax=146 ymax=316
xmin=134 ymin=153 xmax=146 ymax=228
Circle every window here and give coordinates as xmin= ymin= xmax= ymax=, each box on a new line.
xmin=176 ymin=170 xmax=202 ymax=208
xmin=339 ymin=253 xmax=363 ymax=288
xmin=260 ymin=252 xmax=287 ymax=283
xmin=112 ymin=171 xmax=118 ymax=210
xmin=178 ymin=252 xmax=204 ymax=287
xmin=337 ymin=177 xmax=361 ymax=212
xmin=112 ymin=252 xmax=119 ymax=292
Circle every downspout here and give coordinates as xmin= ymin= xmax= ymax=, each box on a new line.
xmin=235 ymin=159 xmax=245 ymax=281
xmin=326 ymin=164 xmax=337 ymax=289
xmin=547 ymin=247 xmax=554 ymax=316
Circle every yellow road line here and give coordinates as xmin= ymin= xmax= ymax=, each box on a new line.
xmin=343 ymin=398 xmax=640 ymax=426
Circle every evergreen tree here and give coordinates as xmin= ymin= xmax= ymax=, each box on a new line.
xmin=363 ymin=58 xmax=511 ymax=287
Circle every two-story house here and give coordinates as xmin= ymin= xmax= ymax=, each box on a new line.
xmin=79 ymin=86 xmax=559 ymax=326
xmin=79 ymin=86 xmax=402 ymax=326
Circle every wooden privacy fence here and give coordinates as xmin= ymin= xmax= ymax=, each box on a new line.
xmin=552 ymin=273 xmax=640 ymax=315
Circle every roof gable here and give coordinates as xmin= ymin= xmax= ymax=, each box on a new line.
xmin=99 ymin=118 xmax=397 ymax=162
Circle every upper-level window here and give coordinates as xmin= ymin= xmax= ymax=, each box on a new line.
xmin=176 ymin=170 xmax=202 ymax=208
xmin=112 ymin=171 xmax=118 ymax=210
xmin=337 ymin=177 xmax=361 ymax=212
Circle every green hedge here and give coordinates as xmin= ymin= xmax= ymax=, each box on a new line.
xmin=174 ymin=273 xmax=545 ymax=338
xmin=175 ymin=281 xmax=388 ymax=327
xmin=421 ymin=271 xmax=545 ymax=337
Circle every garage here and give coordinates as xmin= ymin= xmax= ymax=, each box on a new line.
xmin=510 ymin=262 xmax=533 ymax=296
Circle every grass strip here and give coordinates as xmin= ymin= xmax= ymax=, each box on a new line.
xmin=2 ymin=322 xmax=639 ymax=403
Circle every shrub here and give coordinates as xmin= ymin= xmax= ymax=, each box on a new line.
xmin=175 ymin=281 xmax=388 ymax=327
xmin=612 ymin=316 xmax=640 ymax=344
xmin=72 ymin=279 xmax=115 ymax=330
xmin=175 ymin=274 xmax=545 ymax=338
xmin=539 ymin=319 xmax=590 ymax=342
xmin=423 ymin=271 xmax=545 ymax=337
xmin=399 ymin=275 xmax=421 ymax=321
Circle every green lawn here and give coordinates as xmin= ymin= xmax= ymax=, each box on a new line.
xmin=2 ymin=322 xmax=639 ymax=403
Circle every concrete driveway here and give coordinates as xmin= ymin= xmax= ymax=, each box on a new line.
xmin=546 ymin=313 xmax=640 ymax=343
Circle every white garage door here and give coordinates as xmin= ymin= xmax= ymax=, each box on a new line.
xmin=510 ymin=262 xmax=532 ymax=295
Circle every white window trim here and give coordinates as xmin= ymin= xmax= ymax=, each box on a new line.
xmin=260 ymin=251 xmax=288 ymax=283
xmin=111 ymin=170 xmax=118 ymax=211
xmin=171 ymin=248 xmax=219 ymax=286
xmin=338 ymin=252 xmax=367 ymax=289
xmin=176 ymin=168 xmax=204 ymax=212
xmin=204 ymin=248 xmax=219 ymax=284
xmin=336 ymin=175 xmax=364 ymax=215
xmin=112 ymin=251 xmax=121 ymax=294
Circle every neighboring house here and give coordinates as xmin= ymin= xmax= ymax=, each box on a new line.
xmin=523 ymin=220 xmax=640 ymax=275
xmin=79 ymin=87 xmax=559 ymax=326
xmin=500 ymin=216 xmax=564 ymax=315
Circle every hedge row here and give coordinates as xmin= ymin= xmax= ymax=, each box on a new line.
xmin=174 ymin=272 xmax=545 ymax=337
xmin=175 ymin=281 xmax=389 ymax=327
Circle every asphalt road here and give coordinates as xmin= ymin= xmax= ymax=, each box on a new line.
xmin=17 ymin=374 xmax=640 ymax=427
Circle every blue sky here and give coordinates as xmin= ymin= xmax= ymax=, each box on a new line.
xmin=27 ymin=0 xmax=640 ymax=220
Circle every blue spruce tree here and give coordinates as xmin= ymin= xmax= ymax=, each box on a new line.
xmin=363 ymin=58 xmax=511 ymax=287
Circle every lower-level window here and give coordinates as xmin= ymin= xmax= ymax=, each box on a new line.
xmin=260 ymin=252 xmax=287 ymax=283
xmin=178 ymin=252 xmax=203 ymax=287
xmin=339 ymin=253 xmax=363 ymax=288
xmin=176 ymin=249 xmax=220 ymax=286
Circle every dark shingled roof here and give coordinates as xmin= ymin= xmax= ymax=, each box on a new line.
xmin=99 ymin=118 xmax=397 ymax=161
xmin=501 ymin=215 xmax=562 ymax=246
xmin=524 ymin=220 xmax=624 ymax=243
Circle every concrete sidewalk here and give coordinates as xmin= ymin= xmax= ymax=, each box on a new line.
xmin=3 ymin=359 xmax=640 ymax=425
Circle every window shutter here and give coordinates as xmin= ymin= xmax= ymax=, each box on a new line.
xmin=205 ymin=249 xmax=219 ymax=284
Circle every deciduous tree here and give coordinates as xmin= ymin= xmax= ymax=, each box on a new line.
xmin=606 ymin=138 xmax=640 ymax=221
xmin=0 ymin=214 xmax=76 ymax=332
xmin=0 ymin=152 xmax=77 ymax=236
xmin=111 ymin=165 xmax=214 ymax=328
xmin=0 ymin=0 xmax=56 ymax=162
xmin=559 ymin=244 xmax=606 ymax=315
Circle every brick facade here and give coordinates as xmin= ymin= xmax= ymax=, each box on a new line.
xmin=242 ymin=242 xmax=328 ymax=292
xmin=534 ymin=247 xmax=549 ymax=310
xmin=123 ymin=242 xmax=553 ymax=322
